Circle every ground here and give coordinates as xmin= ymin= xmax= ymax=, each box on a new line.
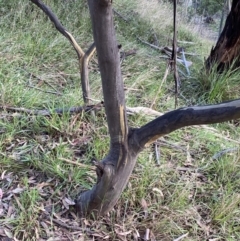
xmin=0 ymin=0 xmax=240 ymax=240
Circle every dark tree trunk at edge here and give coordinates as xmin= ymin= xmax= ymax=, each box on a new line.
xmin=206 ymin=0 xmax=240 ymax=71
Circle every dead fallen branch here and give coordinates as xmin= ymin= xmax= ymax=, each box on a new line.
xmin=0 ymin=104 xmax=103 ymax=116
xmin=1 ymin=104 xmax=163 ymax=117
xmin=113 ymin=8 xmax=129 ymax=22
xmin=137 ymin=37 xmax=164 ymax=52
xmin=137 ymin=37 xmax=197 ymax=56
xmin=27 ymin=84 xmax=62 ymax=95
xmin=212 ymin=147 xmax=238 ymax=160
xmin=126 ymin=107 xmax=163 ymax=116
xmin=58 ymin=157 xmax=96 ymax=170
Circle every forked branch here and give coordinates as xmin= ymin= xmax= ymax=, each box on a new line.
xmin=30 ymin=0 xmax=96 ymax=104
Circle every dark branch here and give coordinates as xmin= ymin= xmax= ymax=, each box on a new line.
xmin=172 ymin=0 xmax=180 ymax=107
xmin=134 ymin=99 xmax=240 ymax=148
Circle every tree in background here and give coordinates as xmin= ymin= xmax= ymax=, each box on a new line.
xmin=194 ymin=0 xmax=223 ymax=15
xmin=206 ymin=0 xmax=240 ymax=71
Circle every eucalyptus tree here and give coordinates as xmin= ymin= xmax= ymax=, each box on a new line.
xmin=31 ymin=0 xmax=240 ymax=216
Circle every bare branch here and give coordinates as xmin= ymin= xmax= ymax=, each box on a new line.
xmin=134 ymin=99 xmax=240 ymax=148
xmin=26 ymin=84 xmax=62 ymax=95
xmin=30 ymin=0 xmax=84 ymax=58
xmin=30 ymin=0 xmax=95 ymax=104
xmin=171 ymin=0 xmax=180 ymax=107
xmin=1 ymin=103 xmax=103 ymax=116
xmin=81 ymin=43 xmax=96 ymax=104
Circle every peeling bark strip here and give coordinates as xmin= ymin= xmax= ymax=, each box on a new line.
xmin=30 ymin=0 xmax=96 ymax=104
xmin=206 ymin=0 xmax=240 ymax=71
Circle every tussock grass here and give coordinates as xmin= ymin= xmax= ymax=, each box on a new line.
xmin=0 ymin=0 xmax=240 ymax=240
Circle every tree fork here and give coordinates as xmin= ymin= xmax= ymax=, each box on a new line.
xmin=30 ymin=0 xmax=240 ymax=217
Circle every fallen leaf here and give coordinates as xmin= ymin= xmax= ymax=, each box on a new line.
xmin=11 ymin=187 xmax=25 ymax=194
xmin=4 ymin=229 xmax=13 ymax=238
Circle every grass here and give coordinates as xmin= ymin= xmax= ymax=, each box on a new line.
xmin=0 ymin=0 xmax=240 ymax=240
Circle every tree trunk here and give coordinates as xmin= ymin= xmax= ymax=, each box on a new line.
xmin=206 ymin=0 xmax=240 ymax=71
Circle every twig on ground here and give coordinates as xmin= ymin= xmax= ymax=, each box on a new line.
xmin=113 ymin=8 xmax=129 ymax=21
xmin=173 ymin=233 xmax=189 ymax=241
xmin=212 ymin=147 xmax=238 ymax=160
xmin=154 ymin=142 xmax=160 ymax=165
xmin=1 ymin=104 xmax=164 ymax=119
xmin=23 ymin=68 xmax=60 ymax=93
xmin=126 ymin=107 xmax=163 ymax=117
xmin=197 ymin=126 xmax=240 ymax=145
xmin=177 ymin=40 xmax=195 ymax=44
xmin=27 ymin=85 xmax=62 ymax=95
xmin=1 ymin=103 xmax=103 ymax=116
xmin=58 ymin=157 xmax=96 ymax=170
xmin=158 ymin=139 xmax=188 ymax=153
xmin=150 ymin=64 xmax=170 ymax=109
xmin=138 ymin=37 xmax=197 ymax=56
xmin=47 ymin=218 xmax=84 ymax=232
xmin=137 ymin=37 xmax=164 ymax=51
xmin=144 ymin=229 xmax=150 ymax=240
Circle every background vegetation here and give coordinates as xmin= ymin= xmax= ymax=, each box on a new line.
xmin=0 ymin=0 xmax=240 ymax=240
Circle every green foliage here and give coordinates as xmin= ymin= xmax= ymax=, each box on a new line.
xmin=185 ymin=62 xmax=240 ymax=104
xmin=195 ymin=0 xmax=224 ymax=15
